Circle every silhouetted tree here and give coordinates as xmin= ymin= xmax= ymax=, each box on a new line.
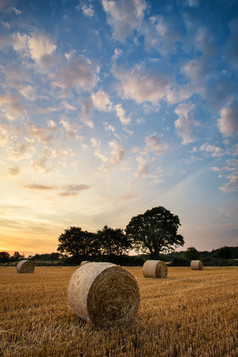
xmin=57 ymin=227 xmax=100 ymax=260
xmin=182 ymin=247 xmax=201 ymax=261
xmin=211 ymin=246 xmax=233 ymax=259
xmin=97 ymin=225 xmax=131 ymax=256
xmin=10 ymin=251 xmax=24 ymax=262
xmin=0 ymin=251 xmax=10 ymax=263
xmin=126 ymin=206 xmax=184 ymax=258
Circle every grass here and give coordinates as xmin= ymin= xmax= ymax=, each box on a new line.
xmin=0 ymin=266 xmax=238 ymax=356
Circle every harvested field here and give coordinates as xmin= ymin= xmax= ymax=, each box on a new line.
xmin=0 ymin=266 xmax=238 ymax=357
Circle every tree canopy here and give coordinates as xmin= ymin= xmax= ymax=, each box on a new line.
xmin=182 ymin=247 xmax=201 ymax=261
xmin=57 ymin=227 xmax=99 ymax=259
xmin=126 ymin=206 xmax=184 ymax=257
xmin=96 ymin=225 xmax=131 ymax=256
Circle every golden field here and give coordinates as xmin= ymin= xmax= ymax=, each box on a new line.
xmin=0 ymin=266 xmax=238 ymax=357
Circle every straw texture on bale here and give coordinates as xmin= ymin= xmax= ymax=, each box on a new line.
xmin=68 ymin=262 xmax=140 ymax=327
xmin=190 ymin=260 xmax=204 ymax=270
xmin=80 ymin=260 xmax=90 ymax=266
xmin=16 ymin=260 xmax=35 ymax=274
xmin=143 ymin=260 xmax=168 ymax=278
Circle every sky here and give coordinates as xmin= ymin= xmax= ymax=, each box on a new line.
xmin=0 ymin=0 xmax=238 ymax=256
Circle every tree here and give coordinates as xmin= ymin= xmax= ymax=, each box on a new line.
xmin=182 ymin=247 xmax=201 ymax=261
xmin=10 ymin=251 xmax=24 ymax=262
xmin=0 ymin=251 xmax=10 ymax=263
xmin=211 ymin=246 xmax=233 ymax=259
xmin=126 ymin=206 xmax=184 ymax=258
xmin=57 ymin=227 xmax=100 ymax=260
xmin=96 ymin=225 xmax=131 ymax=256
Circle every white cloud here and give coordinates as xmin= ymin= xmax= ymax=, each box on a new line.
xmin=103 ymin=122 xmax=115 ymax=133
xmin=109 ymin=140 xmax=125 ymax=164
xmin=144 ymin=135 xmax=168 ymax=155
xmin=143 ymin=15 xmax=182 ymax=54
xmin=136 ymin=155 xmax=150 ymax=177
xmin=51 ymin=54 xmax=99 ymax=94
xmin=28 ymin=33 xmax=56 ymax=62
xmin=112 ymin=64 xmax=171 ymax=105
xmin=183 ymin=58 xmax=213 ymax=84
xmin=200 ymin=143 xmax=224 ymax=157
xmin=12 ymin=32 xmax=56 ymax=65
xmin=220 ymin=174 xmax=238 ymax=193
xmin=12 ymin=32 xmax=28 ymax=52
xmin=81 ymin=4 xmax=94 ymax=17
xmin=115 ymin=104 xmax=131 ymax=125
xmin=175 ymin=103 xmax=197 ymax=144
xmin=19 ymin=85 xmax=37 ymax=101
xmin=218 ymin=101 xmax=238 ymax=137
xmin=60 ymin=119 xmax=78 ymax=138
xmin=47 ymin=120 xmax=57 ymax=128
xmin=101 ymin=0 xmax=147 ymax=42
xmin=90 ymin=137 xmax=101 ymax=148
xmin=167 ymin=83 xmax=196 ymax=104
xmin=91 ymin=90 xmax=112 ymax=112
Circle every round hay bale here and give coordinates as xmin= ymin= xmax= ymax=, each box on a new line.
xmin=80 ymin=260 xmax=90 ymax=266
xmin=68 ymin=262 xmax=140 ymax=327
xmin=16 ymin=260 xmax=35 ymax=274
xmin=190 ymin=260 xmax=204 ymax=270
xmin=143 ymin=260 xmax=168 ymax=278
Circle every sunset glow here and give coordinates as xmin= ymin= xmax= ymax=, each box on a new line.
xmin=0 ymin=0 xmax=238 ymax=256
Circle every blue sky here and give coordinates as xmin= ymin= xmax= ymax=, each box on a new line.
xmin=0 ymin=0 xmax=238 ymax=256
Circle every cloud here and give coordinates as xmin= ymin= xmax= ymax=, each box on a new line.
xmin=143 ymin=14 xmax=183 ymax=54
xmin=91 ymin=90 xmax=112 ymax=112
xmin=50 ymin=54 xmax=99 ymax=94
xmin=12 ymin=32 xmax=56 ymax=66
xmin=200 ymin=143 xmax=224 ymax=157
xmin=60 ymin=119 xmax=78 ymax=138
xmin=8 ymin=167 xmax=20 ymax=176
xmin=144 ymin=134 xmax=168 ymax=156
xmin=115 ymin=104 xmax=131 ymax=125
xmin=81 ymin=97 xmax=94 ymax=128
xmin=103 ymin=121 xmax=115 ymax=133
xmin=167 ymin=83 xmax=196 ymax=104
xmin=196 ymin=27 xmax=218 ymax=56
xmin=183 ymin=58 xmax=213 ymax=84
xmin=101 ymin=0 xmax=147 ymax=42
xmin=220 ymin=174 xmax=238 ymax=193
xmin=109 ymin=140 xmax=125 ymax=164
xmin=218 ymin=101 xmax=238 ymax=137
xmin=135 ymin=135 xmax=166 ymax=179
xmin=90 ymin=139 xmax=125 ymax=167
xmin=24 ymin=123 xmax=55 ymax=144
xmin=112 ymin=64 xmax=171 ymax=105
xmin=80 ymin=3 xmax=94 ymax=17
xmin=28 ymin=33 xmax=56 ymax=62
xmin=25 ymin=183 xmax=90 ymax=196
xmin=135 ymin=155 xmax=150 ymax=177
xmin=59 ymin=184 xmax=90 ymax=196
xmin=0 ymin=94 xmax=25 ymax=120
xmin=175 ymin=103 xmax=197 ymax=144
xmin=25 ymin=184 xmax=54 ymax=191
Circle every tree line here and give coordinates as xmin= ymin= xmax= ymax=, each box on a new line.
xmin=1 ymin=206 xmax=185 ymax=264
xmin=1 ymin=205 xmax=237 ymax=266
xmin=57 ymin=206 xmax=184 ymax=262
